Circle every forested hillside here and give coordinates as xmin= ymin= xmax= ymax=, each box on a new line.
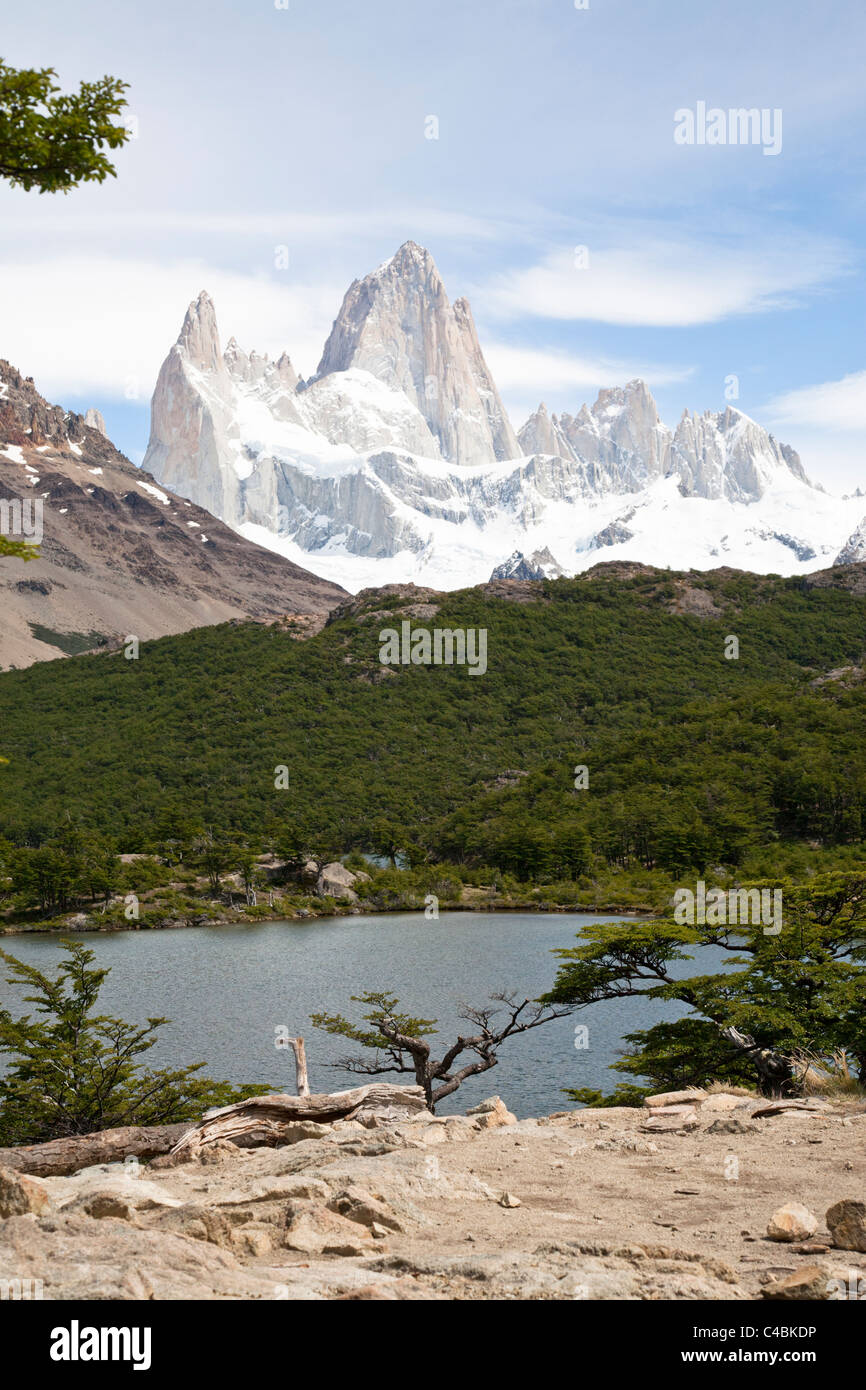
xmin=1 ymin=564 xmax=864 ymax=879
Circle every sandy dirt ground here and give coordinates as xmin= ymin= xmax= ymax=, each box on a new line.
xmin=2 ymin=1090 xmax=864 ymax=1301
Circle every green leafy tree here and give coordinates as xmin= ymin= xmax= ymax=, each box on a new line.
xmin=233 ymin=844 xmax=263 ymax=904
xmin=544 ymin=872 xmax=866 ymax=1101
xmin=274 ymin=823 xmax=311 ymax=876
xmin=370 ymin=819 xmax=407 ymax=868
xmin=0 ymin=569 xmax=865 ymax=868
xmin=312 ymin=988 xmax=570 ymax=1109
xmin=0 ymin=942 xmax=264 ymax=1145
xmin=9 ymin=845 xmax=74 ymax=914
xmin=193 ymin=836 xmax=232 ymax=895
xmin=6 ymin=827 xmax=119 ymax=914
xmin=551 ymin=821 xmax=592 ymax=878
xmin=0 ymin=59 xmax=129 ymax=193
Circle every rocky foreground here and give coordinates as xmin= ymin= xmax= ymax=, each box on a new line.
xmin=1 ymin=1090 xmax=865 ymax=1301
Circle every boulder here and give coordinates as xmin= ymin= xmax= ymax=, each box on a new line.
xmin=826 ymin=1199 xmax=866 ymax=1253
xmin=701 ymin=1093 xmax=750 ymax=1112
xmin=466 ymin=1097 xmax=517 ymax=1129
xmin=151 ymin=1204 xmax=236 ymax=1249
xmin=326 ymin=1185 xmax=403 ymax=1232
xmin=0 ymin=1210 xmax=283 ymax=1299
xmin=418 ymin=1124 xmax=449 ymax=1145
xmin=63 ymin=1193 xmax=141 ymax=1223
xmin=761 ymin=1265 xmax=832 ymax=1300
xmin=751 ymin=1099 xmax=829 ymax=1119
xmin=0 ymin=1165 xmax=53 ymax=1218
xmin=316 ymin=862 xmax=359 ymax=901
xmin=706 ymin=1118 xmax=757 ymax=1135
xmin=283 ymin=1200 xmax=372 ymax=1256
xmin=234 ymin=1224 xmax=275 ymax=1257
xmin=767 ymin=1203 xmax=818 ymax=1242
xmin=194 ymin=1139 xmax=243 ymax=1165
xmin=241 ymin=1177 xmax=331 ymax=1205
xmin=644 ymin=1089 xmax=706 ymax=1109
xmin=641 ymin=1115 xmax=700 ymax=1133
xmin=50 ymin=1172 xmax=183 ymax=1216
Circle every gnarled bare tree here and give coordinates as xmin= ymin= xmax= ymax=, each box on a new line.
xmin=312 ymin=990 xmax=571 ymax=1109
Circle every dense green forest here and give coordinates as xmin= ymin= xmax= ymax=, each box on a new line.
xmin=0 ymin=565 xmax=864 ymax=885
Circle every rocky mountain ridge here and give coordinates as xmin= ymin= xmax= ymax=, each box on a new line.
xmin=489 ymin=547 xmax=565 ymax=581
xmin=314 ymin=240 xmax=519 ymax=466
xmin=835 ymin=516 xmax=866 ymax=565
xmin=518 ymin=384 xmax=811 ymax=503
xmin=141 ymin=242 xmax=862 ymax=593
xmin=0 ymin=361 xmax=346 ymax=669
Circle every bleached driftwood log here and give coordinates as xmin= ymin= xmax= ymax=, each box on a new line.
xmin=288 ymin=1036 xmax=310 ymax=1097
xmin=0 ymin=1085 xmax=427 ymax=1177
xmin=0 ymin=1122 xmax=191 ymax=1177
xmin=168 ymin=1082 xmax=427 ymax=1158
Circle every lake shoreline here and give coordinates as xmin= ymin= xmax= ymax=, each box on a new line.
xmin=0 ymin=899 xmax=655 ymax=936
xmin=0 ymin=908 xmax=666 ymax=1119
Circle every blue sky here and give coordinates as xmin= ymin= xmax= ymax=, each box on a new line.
xmin=1 ymin=0 xmax=864 ymax=489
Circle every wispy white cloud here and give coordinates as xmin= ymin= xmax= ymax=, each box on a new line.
xmin=0 ymin=204 xmax=507 ymax=247
xmin=763 ymin=373 xmax=866 ymax=491
xmin=479 ymin=235 xmax=853 ymax=328
xmin=486 ymin=342 xmax=693 ymax=424
xmin=766 ymin=370 xmax=866 ymax=431
xmin=0 ymin=257 xmax=345 ymax=401
xmin=0 ymin=250 xmax=695 ymax=418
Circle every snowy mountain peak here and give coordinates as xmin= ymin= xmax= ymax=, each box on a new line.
xmin=516 ymin=381 xmax=811 ymax=504
xmin=594 ymin=377 xmax=657 ymax=418
xmin=0 ymin=357 xmax=344 ymax=669
xmin=489 ymin=547 xmax=565 ymax=581
xmin=371 ymin=239 xmax=435 ymax=279
xmin=315 ymin=242 xmax=518 ymax=466
xmin=223 ymin=337 xmax=299 ymax=394
xmin=515 ymin=378 xmax=670 ymax=494
xmin=141 ymin=244 xmax=858 ymax=596
xmin=671 ymin=403 xmax=810 ymax=501
xmin=177 ymin=290 xmax=224 ymax=374
xmin=587 ymin=378 xmax=665 ymax=457
xmin=517 ymin=402 xmax=564 ymax=458
xmin=835 ymin=517 xmax=866 ymax=564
